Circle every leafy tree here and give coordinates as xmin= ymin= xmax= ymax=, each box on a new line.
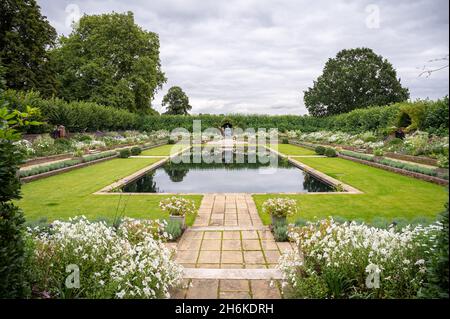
xmin=162 ymin=86 xmax=192 ymax=115
xmin=0 ymin=0 xmax=57 ymax=97
xmin=50 ymin=12 xmax=165 ymax=114
xmin=304 ymin=48 xmax=409 ymax=117
xmin=0 ymin=63 xmax=6 ymax=91
xmin=0 ymin=96 xmax=40 ymax=297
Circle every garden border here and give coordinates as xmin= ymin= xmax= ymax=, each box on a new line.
xmin=21 ymin=139 xmax=168 ymax=168
xmin=289 ymin=141 xmax=448 ymax=186
xmin=21 ymin=154 xmax=119 ymax=183
xmin=338 ymin=154 xmax=449 ymax=186
xmin=289 ymin=140 xmax=440 ymax=167
xmin=20 ymin=141 xmax=169 ymax=183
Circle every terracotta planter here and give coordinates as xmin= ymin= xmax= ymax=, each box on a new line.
xmin=170 ymin=215 xmax=186 ymax=229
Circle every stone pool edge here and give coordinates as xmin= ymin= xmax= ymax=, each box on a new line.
xmin=94 ymin=145 xmax=363 ymax=196
xmin=93 ymin=146 xmax=191 ymax=195
xmin=264 ymin=145 xmax=363 ymax=195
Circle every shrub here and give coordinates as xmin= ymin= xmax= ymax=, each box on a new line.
xmin=387 ymin=138 xmax=404 ymax=146
xmin=279 ymin=218 xmax=444 ymax=298
xmin=418 ymin=203 xmax=449 ymax=298
xmin=73 ymin=149 xmax=84 ymax=158
xmin=81 ymin=151 xmax=116 ymax=162
xmin=32 ymin=134 xmax=55 ymax=156
xmin=373 ymin=148 xmax=384 ymax=157
xmin=130 ymin=146 xmax=142 ymax=156
xmin=282 ymin=138 xmax=289 ymax=144
xmin=168 ymin=139 xmax=176 ymax=145
xmin=165 ymin=220 xmax=183 ymax=241
xmin=339 ymin=150 xmax=374 ymax=162
xmin=273 ymin=220 xmax=289 ymax=242
xmin=437 ymin=154 xmax=449 ymax=168
xmin=0 ymin=106 xmax=40 ymax=298
xmin=398 ymin=101 xmax=428 ymax=132
xmin=159 ymin=197 xmax=197 ymax=216
xmin=262 ymin=198 xmax=297 ymax=218
xmin=315 ymin=146 xmax=326 ymax=155
xmin=422 ymin=97 xmax=449 ymax=135
xmin=324 ymin=148 xmax=337 ymax=157
xmin=118 ymin=149 xmax=131 ymax=158
xmin=378 ymin=158 xmax=438 ymax=177
xmin=29 ymin=217 xmax=182 ymax=299
xmin=20 ymin=159 xmax=82 ymax=177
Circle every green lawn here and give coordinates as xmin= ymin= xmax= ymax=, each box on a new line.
xmin=273 ymin=144 xmax=316 ymax=156
xmin=253 ymin=146 xmax=448 ymax=225
xmin=17 ymin=156 xmax=202 ymax=225
xmin=141 ymin=144 xmax=186 ymax=156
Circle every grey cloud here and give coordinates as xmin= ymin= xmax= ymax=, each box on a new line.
xmin=37 ymin=0 xmax=449 ymax=115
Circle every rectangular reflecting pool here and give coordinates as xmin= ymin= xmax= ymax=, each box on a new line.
xmin=121 ymin=150 xmax=335 ymax=193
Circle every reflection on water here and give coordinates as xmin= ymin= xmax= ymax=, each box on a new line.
xmin=122 ymin=151 xmax=335 ymax=193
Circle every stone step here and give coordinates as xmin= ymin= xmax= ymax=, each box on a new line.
xmin=188 ymin=226 xmax=269 ymax=232
xmin=183 ymin=268 xmax=282 ymax=280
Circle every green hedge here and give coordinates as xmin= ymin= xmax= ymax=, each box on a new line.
xmin=2 ymin=89 xmax=448 ymax=135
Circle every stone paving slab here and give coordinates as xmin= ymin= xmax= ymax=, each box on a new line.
xmin=172 ymin=194 xmax=289 ymax=299
xmin=169 ymin=279 xmax=283 ymax=299
xmin=183 ymin=268 xmax=282 ymax=280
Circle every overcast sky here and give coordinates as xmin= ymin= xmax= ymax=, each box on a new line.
xmin=37 ymin=0 xmax=449 ymax=115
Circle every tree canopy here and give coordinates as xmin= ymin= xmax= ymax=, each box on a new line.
xmin=50 ymin=12 xmax=166 ymax=114
xmin=304 ymin=48 xmax=410 ymax=117
xmin=162 ymin=86 xmax=192 ymax=115
xmin=0 ymin=0 xmax=57 ymax=97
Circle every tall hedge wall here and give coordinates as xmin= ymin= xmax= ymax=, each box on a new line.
xmin=2 ymin=89 xmax=448 ymax=135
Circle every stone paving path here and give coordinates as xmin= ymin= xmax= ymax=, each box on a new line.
xmin=169 ymin=194 xmax=296 ymax=299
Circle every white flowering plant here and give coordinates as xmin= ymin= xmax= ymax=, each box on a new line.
xmin=262 ymin=198 xmax=297 ymax=218
xmin=159 ymin=197 xmax=197 ymax=217
xmin=278 ymin=218 xmax=443 ymax=299
xmin=296 ymin=130 xmax=449 ymax=159
xmin=28 ymin=216 xmax=183 ymax=299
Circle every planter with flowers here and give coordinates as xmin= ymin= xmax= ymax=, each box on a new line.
xmin=262 ymin=198 xmax=297 ymax=225
xmin=159 ymin=197 xmax=197 ymax=229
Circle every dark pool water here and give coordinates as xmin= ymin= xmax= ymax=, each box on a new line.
xmin=121 ymin=151 xmax=334 ymax=193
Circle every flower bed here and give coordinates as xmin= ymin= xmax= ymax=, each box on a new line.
xmin=286 ymin=130 xmax=448 ymax=165
xmin=339 ymin=150 xmax=448 ymax=183
xmin=278 ymin=218 xmax=444 ymax=299
xmin=16 ymin=130 xmax=170 ymax=160
xmin=20 ymin=151 xmax=118 ymax=179
xmin=28 ymin=216 xmax=183 ymax=299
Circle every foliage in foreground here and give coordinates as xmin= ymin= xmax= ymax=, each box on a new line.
xmin=279 ymin=218 xmax=446 ymax=299
xmin=418 ymin=204 xmax=449 ymax=298
xmin=28 ymin=217 xmax=182 ymax=299
xmin=0 ymin=102 xmax=40 ymax=297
